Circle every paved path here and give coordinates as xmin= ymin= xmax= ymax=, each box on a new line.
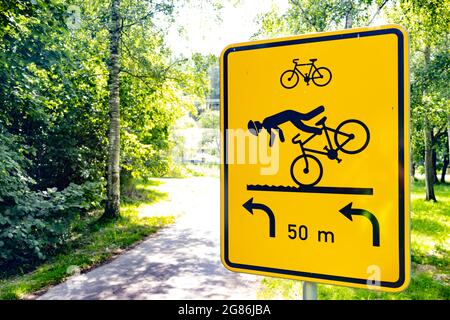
xmin=39 ymin=177 xmax=261 ymax=300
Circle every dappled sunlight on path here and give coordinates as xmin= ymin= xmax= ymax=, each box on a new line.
xmin=39 ymin=177 xmax=261 ymax=300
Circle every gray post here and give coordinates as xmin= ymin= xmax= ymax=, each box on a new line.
xmin=302 ymin=281 xmax=317 ymax=300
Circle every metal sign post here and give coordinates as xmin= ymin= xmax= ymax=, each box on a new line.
xmin=302 ymin=281 xmax=317 ymax=300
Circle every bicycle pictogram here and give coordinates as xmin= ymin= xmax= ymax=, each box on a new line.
xmin=280 ymin=58 xmax=332 ymax=89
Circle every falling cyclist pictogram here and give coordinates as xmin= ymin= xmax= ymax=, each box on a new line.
xmin=248 ymin=105 xmax=370 ymax=186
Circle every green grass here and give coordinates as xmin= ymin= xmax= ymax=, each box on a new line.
xmin=165 ymin=163 xmax=220 ymax=178
xmin=0 ymin=180 xmax=173 ymax=300
xmin=183 ymin=163 xmax=220 ymax=177
xmin=258 ymin=180 xmax=450 ymax=300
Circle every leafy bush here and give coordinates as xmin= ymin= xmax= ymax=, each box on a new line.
xmin=0 ymin=129 xmax=104 ymax=274
xmin=416 ymin=165 xmax=425 ymax=175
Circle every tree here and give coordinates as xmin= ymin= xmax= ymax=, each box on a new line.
xmin=101 ymin=0 xmax=176 ymax=218
xmin=441 ymin=139 xmax=449 ymax=183
xmin=254 ymin=0 xmax=390 ymax=37
xmin=0 ymin=0 xmax=109 ymax=190
xmin=0 ymin=0 xmax=214 ymax=270
xmin=0 ymin=1 xmax=107 ymax=269
xmin=1 ymin=0 xmax=213 ymax=213
xmin=104 ymin=0 xmax=121 ymax=218
xmin=447 ymin=112 xmax=450 ymax=176
xmin=392 ymin=0 xmax=449 ymax=200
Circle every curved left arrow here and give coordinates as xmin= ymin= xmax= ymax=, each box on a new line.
xmin=243 ymin=198 xmax=275 ymax=238
xmin=339 ymin=202 xmax=380 ymax=247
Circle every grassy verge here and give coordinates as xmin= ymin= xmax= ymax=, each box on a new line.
xmin=258 ymin=180 xmax=450 ymax=300
xmin=166 ymin=163 xmax=220 ymax=178
xmin=0 ymin=180 xmax=173 ymax=300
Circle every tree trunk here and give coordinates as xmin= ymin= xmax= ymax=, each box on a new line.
xmin=344 ymin=1 xmax=353 ymax=29
xmin=345 ymin=14 xmax=353 ymax=29
xmin=441 ymin=114 xmax=450 ymax=183
xmin=104 ymin=0 xmax=121 ymax=219
xmin=411 ymin=162 xmax=416 ymax=181
xmin=423 ymin=46 xmax=436 ymax=201
xmin=424 ymin=115 xmax=436 ymax=201
xmin=432 ymin=146 xmax=438 ymax=183
xmin=431 ymin=129 xmax=440 ymax=183
xmin=441 ymin=154 xmax=449 ymax=183
xmin=447 ymin=114 xmax=450 ymax=182
xmin=441 ymin=125 xmax=449 ymax=183
xmin=448 ymin=114 xmax=450 ymax=161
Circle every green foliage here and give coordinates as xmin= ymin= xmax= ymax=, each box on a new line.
xmin=0 ymin=131 xmax=105 ymax=272
xmin=0 ymin=1 xmax=109 ymax=272
xmin=0 ymin=181 xmax=104 ymax=267
xmin=393 ymin=0 xmax=449 ymax=49
xmin=198 ymin=109 xmax=220 ymax=129
xmin=254 ymin=4 xmax=290 ymax=38
xmin=314 ymin=269 xmax=449 ymax=299
xmin=121 ymin=179 xmax=167 ymax=205
xmin=410 ymin=181 xmax=450 ymax=269
xmin=0 ymin=129 xmax=31 ymax=200
xmin=0 ymin=0 xmax=109 ymax=190
xmin=254 ymin=0 xmax=385 ymax=38
xmin=0 ymin=0 xmax=212 ymax=276
xmin=0 ymin=0 xmax=213 ymax=189
xmin=0 ymin=180 xmax=173 ymax=299
xmin=410 ymin=48 xmax=449 ymax=166
xmin=116 ymin=12 xmax=216 ymax=180
xmin=411 ymin=49 xmax=449 ymax=122
xmin=391 ymin=0 xmax=450 ymax=170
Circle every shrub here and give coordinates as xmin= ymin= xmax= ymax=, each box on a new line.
xmin=0 ymin=129 xmax=105 ymax=274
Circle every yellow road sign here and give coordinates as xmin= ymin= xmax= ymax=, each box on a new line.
xmin=220 ymin=25 xmax=410 ymax=292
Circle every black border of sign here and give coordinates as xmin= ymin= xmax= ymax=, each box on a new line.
xmin=222 ymin=28 xmax=406 ymax=288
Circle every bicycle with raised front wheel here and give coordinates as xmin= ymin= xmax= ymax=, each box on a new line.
xmin=280 ymin=58 xmax=332 ymax=89
xmin=290 ymin=116 xmax=370 ymax=186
